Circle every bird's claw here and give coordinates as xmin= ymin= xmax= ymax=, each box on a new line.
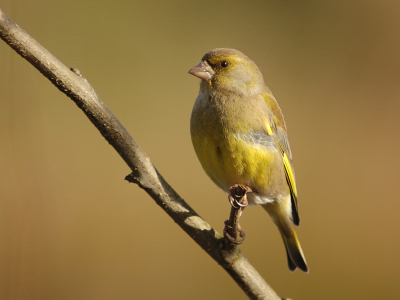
xmin=228 ymin=184 xmax=251 ymax=209
xmin=228 ymin=194 xmax=248 ymax=209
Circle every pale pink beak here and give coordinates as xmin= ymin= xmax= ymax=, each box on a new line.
xmin=188 ymin=61 xmax=215 ymax=81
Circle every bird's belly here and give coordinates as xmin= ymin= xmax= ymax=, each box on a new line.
xmin=193 ymin=134 xmax=288 ymax=205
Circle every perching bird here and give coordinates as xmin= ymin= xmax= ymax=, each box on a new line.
xmin=189 ymin=48 xmax=308 ymax=273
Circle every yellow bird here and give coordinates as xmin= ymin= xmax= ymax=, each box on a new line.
xmin=189 ymin=48 xmax=308 ymax=273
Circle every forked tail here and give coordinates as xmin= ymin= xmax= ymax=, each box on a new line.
xmin=263 ymin=202 xmax=308 ymax=273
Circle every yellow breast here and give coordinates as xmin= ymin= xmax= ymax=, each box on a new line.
xmin=190 ymin=89 xmax=289 ymax=201
xmin=191 ymin=127 xmax=284 ymax=196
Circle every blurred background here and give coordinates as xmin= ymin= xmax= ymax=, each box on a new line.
xmin=1 ymin=0 xmax=399 ymax=299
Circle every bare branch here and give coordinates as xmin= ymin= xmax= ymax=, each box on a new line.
xmin=223 ymin=184 xmax=251 ymax=247
xmin=0 ymin=8 xmax=280 ymax=300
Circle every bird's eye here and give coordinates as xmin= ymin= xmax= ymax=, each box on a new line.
xmin=221 ymin=61 xmax=229 ymax=68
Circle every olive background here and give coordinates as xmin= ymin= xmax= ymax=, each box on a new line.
xmin=1 ymin=1 xmax=399 ymax=299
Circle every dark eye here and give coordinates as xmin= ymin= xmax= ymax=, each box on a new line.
xmin=221 ymin=61 xmax=229 ymax=68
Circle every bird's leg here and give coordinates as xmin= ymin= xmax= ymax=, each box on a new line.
xmin=228 ymin=184 xmax=251 ymax=208
xmin=224 ymin=184 xmax=252 ymax=245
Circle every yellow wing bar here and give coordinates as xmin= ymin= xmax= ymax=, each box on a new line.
xmin=282 ymin=152 xmax=297 ymax=198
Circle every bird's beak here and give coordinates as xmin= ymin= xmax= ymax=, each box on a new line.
xmin=188 ymin=61 xmax=215 ymax=81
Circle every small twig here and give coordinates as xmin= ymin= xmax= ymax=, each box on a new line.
xmin=223 ymin=185 xmax=251 ymax=247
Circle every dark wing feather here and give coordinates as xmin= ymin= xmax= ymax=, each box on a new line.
xmin=276 ymin=126 xmax=300 ymax=226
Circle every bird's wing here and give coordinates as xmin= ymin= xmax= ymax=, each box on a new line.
xmin=262 ymin=92 xmax=300 ymax=225
xmin=276 ymin=126 xmax=300 ymax=226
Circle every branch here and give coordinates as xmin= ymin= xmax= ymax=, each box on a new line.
xmin=224 ymin=184 xmax=251 ymax=246
xmin=0 ymin=8 xmax=281 ymax=300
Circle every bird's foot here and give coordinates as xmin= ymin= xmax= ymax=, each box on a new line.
xmin=228 ymin=184 xmax=252 ymax=208
xmin=223 ymin=184 xmax=254 ymax=246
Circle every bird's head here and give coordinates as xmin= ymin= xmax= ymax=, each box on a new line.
xmin=188 ymin=48 xmax=265 ymax=96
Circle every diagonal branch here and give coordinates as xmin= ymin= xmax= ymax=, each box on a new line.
xmin=0 ymin=8 xmax=281 ymax=300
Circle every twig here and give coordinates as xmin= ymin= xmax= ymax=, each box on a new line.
xmin=0 ymin=8 xmax=280 ymax=300
xmin=223 ymin=184 xmax=251 ymax=248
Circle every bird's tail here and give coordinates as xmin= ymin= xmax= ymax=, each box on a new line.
xmin=263 ymin=202 xmax=308 ymax=273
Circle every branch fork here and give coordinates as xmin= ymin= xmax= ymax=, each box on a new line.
xmin=0 ymin=8 xmax=281 ymax=299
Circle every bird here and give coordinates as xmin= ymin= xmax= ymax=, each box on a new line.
xmin=188 ymin=48 xmax=308 ymax=273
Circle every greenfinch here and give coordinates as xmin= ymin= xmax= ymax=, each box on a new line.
xmin=189 ymin=48 xmax=308 ymax=273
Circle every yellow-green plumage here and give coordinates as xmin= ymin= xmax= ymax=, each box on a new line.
xmin=189 ymin=48 xmax=308 ymax=272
